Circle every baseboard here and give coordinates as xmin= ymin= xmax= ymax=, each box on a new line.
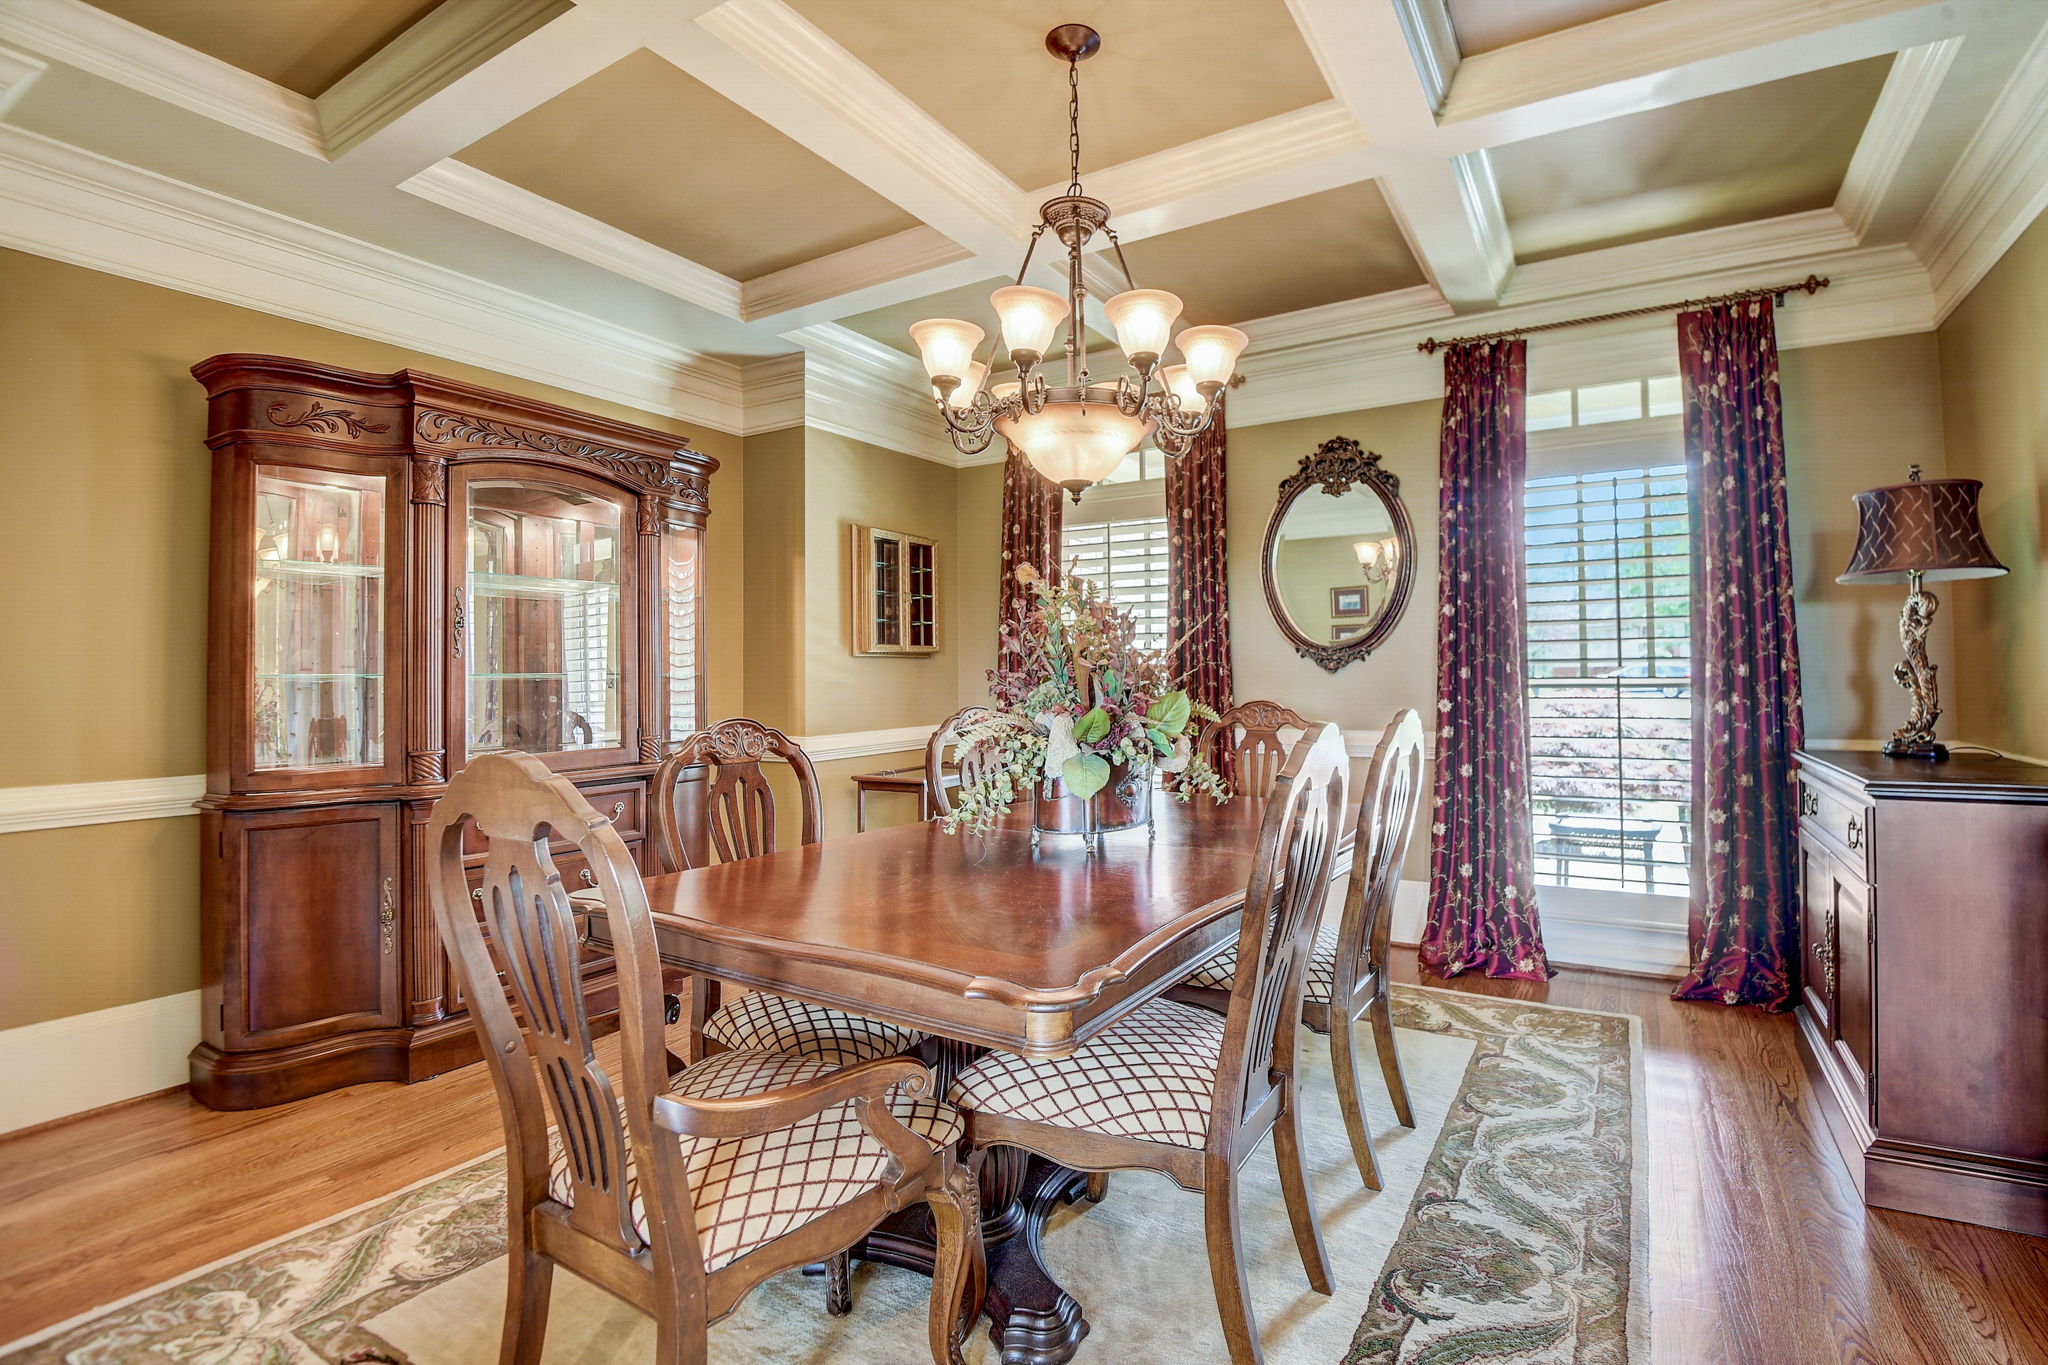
xmin=1386 ymin=878 xmax=1689 ymax=978
xmin=0 ymin=990 xmax=201 ymax=1133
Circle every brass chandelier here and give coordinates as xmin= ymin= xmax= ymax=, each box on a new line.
xmin=909 ymin=23 xmax=1247 ymax=501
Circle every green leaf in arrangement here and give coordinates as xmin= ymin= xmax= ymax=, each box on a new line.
xmin=1074 ymin=706 xmax=1112 ymax=744
xmin=1062 ymin=753 xmax=1111 ymax=800
xmin=1148 ymin=727 xmax=1174 ymax=757
xmin=1147 ymin=690 xmax=1192 ymax=735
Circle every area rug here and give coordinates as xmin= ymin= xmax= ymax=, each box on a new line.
xmin=0 ymin=987 xmax=1645 ymax=1365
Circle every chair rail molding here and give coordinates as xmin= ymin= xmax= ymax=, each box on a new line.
xmin=0 ymin=774 xmax=204 ymax=834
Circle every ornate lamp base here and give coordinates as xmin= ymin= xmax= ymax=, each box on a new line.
xmin=1885 ymin=571 xmax=1948 ymax=761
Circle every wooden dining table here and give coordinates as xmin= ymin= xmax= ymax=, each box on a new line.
xmin=580 ymin=793 xmax=1350 ymax=1365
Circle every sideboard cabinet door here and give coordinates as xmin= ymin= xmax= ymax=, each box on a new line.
xmin=208 ymin=803 xmax=403 ymax=1051
xmin=1798 ymin=832 xmax=1837 ymax=1032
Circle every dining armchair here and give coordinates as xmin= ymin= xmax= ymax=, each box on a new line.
xmin=923 ymin=705 xmax=995 ymax=818
xmin=426 ymin=751 xmax=983 ymax=1365
xmin=1172 ymin=709 xmax=1426 ymax=1189
xmin=650 ymin=717 xmax=928 ymax=1066
xmin=1194 ymin=699 xmax=1317 ymax=796
xmin=948 ymin=724 xmax=1350 ymax=1365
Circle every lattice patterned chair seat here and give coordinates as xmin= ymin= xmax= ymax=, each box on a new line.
xmin=948 ymin=998 xmax=1227 ymax=1150
xmin=1182 ymin=924 xmax=1341 ymax=1015
xmin=546 ymin=1047 xmax=963 ymax=1271
xmin=703 ymin=991 xmax=928 ymax=1068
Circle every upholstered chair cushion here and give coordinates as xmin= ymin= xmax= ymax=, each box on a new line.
xmin=1182 ymin=924 xmax=1341 ymax=1006
xmin=704 ymin=992 xmax=928 ymax=1067
xmin=948 ymin=998 xmax=1226 ymax=1150
xmin=545 ymin=1048 xmax=963 ymax=1270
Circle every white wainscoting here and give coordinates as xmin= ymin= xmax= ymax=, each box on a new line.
xmin=0 ymin=990 xmax=199 ymax=1133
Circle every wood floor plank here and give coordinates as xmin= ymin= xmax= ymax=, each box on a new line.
xmin=3 ymin=961 xmax=2045 ymax=1362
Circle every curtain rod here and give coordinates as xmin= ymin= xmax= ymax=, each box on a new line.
xmin=1414 ymin=274 xmax=1831 ymax=356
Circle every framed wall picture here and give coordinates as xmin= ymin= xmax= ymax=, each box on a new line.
xmin=1330 ymin=585 xmax=1369 ymax=617
xmin=1331 ymin=623 xmax=1364 ymax=642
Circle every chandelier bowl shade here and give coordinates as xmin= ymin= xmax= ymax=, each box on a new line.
xmin=991 ymin=285 xmax=1068 ymax=359
xmin=1104 ymin=288 xmax=1183 ymax=363
xmin=909 ymin=318 xmax=984 ymax=385
xmin=992 ymin=384 xmax=1155 ymax=492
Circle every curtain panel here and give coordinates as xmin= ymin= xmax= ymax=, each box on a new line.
xmin=1165 ymin=413 xmax=1233 ymax=716
xmin=1422 ymin=338 xmax=1554 ymax=982
xmin=998 ymin=444 xmax=1063 ymax=673
xmin=1671 ymin=298 xmax=1806 ymax=1011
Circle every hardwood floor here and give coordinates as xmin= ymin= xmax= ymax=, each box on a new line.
xmin=2 ymin=956 xmax=2045 ymax=1363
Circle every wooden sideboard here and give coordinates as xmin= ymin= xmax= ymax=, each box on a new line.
xmin=188 ymin=354 xmax=717 ymax=1109
xmin=1794 ymin=748 xmax=2048 ymax=1236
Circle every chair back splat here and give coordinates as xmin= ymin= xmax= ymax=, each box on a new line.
xmin=1339 ymin=710 xmax=1426 ymax=1000
xmin=1195 ymin=699 xmax=1317 ymax=797
xmin=925 ymin=705 xmax=995 ymax=818
xmin=1215 ymin=724 xmax=1349 ymax=1145
xmin=652 ymin=717 xmax=822 ymax=871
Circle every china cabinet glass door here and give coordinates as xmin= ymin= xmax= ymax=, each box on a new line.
xmin=462 ymin=477 xmax=630 ymax=760
xmin=252 ymin=465 xmax=386 ymax=770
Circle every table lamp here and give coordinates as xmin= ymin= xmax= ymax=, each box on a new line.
xmin=1837 ymin=464 xmax=2006 ymax=760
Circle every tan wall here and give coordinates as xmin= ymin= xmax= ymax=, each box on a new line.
xmin=1778 ymin=333 xmax=1953 ymax=742
xmin=1937 ymin=209 xmax=2048 ymax=758
xmin=954 ymin=461 xmax=1006 ymax=708
xmin=0 ymin=248 xmax=746 ymax=1030
xmin=740 ymin=426 xmax=806 ymax=734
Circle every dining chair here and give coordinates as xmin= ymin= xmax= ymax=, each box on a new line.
xmin=923 ymin=705 xmax=994 ymax=818
xmin=1171 ymin=709 xmax=1425 ymax=1190
xmin=650 ymin=717 xmax=928 ymax=1067
xmin=426 ymin=751 xmax=983 ymax=1365
xmin=1194 ymin=699 xmax=1317 ymax=796
xmin=948 ymin=724 xmax=1350 ymax=1365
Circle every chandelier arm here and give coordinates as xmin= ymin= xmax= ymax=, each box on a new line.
xmin=1102 ymin=225 xmax=1140 ymax=293
xmin=932 ymin=394 xmax=996 ymax=441
xmin=946 ymin=425 xmax=997 ymax=457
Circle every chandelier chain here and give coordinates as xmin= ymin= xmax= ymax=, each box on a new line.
xmin=1067 ymin=56 xmax=1082 ymax=196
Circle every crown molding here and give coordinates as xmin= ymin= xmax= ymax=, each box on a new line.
xmin=781 ymin=323 xmax=966 ymax=465
xmin=1389 ymin=0 xmax=1459 ymax=114
xmin=0 ymin=0 xmax=323 ymax=155
xmin=400 ymin=159 xmax=746 ymax=318
xmin=1837 ymin=38 xmax=1962 ymax=242
xmin=0 ymin=126 xmax=752 ymax=432
xmin=1503 ymin=209 xmax=1860 ymax=308
xmin=0 ymin=41 xmax=42 ymax=120
xmin=739 ymin=351 xmax=805 ymax=434
xmin=317 ymin=0 xmax=565 ymax=158
xmin=740 ymin=226 xmax=976 ymax=325
xmin=1916 ymin=19 xmax=2048 ymax=319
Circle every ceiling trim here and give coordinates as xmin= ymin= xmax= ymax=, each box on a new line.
xmin=783 ymin=323 xmax=976 ymax=466
xmin=0 ymin=43 xmax=44 ymax=121
xmin=0 ymin=0 xmax=323 ymax=155
xmin=1390 ymin=0 xmax=1459 ymax=113
xmin=400 ymin=159 xmax=748 ymax=318
xmin=739 ymin=226 xmax=975 ymax=326
xmin=1916 ymin=19 xmax=2048 ymax=319
xmin=738 ymin=351 xmax=805 ymax=434
xmin=0 ymin=124 xmax=753 ymax=432
xmin=1837 ymin=39 xmax=1963 ymax=242
xmin=1503 ymin=208 xmax=1860 ymax=307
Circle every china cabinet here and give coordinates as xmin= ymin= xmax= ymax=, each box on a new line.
xmin=851 ymin=525 xmax=938 ymax=655
xmin=190 ymin=354 xmax=715 ymax=1109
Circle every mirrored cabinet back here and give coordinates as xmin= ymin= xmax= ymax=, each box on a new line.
xmin=189 ymin=354 xmax=716 ymax=1109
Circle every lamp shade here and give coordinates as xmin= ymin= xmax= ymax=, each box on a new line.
xmin=1838 ymin=474 xmax=2008 ymax=584
xmin=1159 ymin=363 xmax=1207 ymax=414
xmin=1176 ymin=324 xmax=1249 ymax=389
xmin=938 ymin=360 xmax=989 ymax=410
xmin=908 ymin=318 xmax=984 ymax=384
xmin=1103 ymin=288 xmax=1182 ymax=361
xmin=990 ymin=285 xmax=1067 ymax=359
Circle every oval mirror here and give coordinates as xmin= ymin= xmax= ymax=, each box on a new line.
xmin=1261 ymin=437 xmax=1414 ymax=672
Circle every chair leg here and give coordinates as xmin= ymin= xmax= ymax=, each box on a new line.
xmin=1366 ymin=985 xmax=1414 ymax=1129
xmin=1084 ymin=1171 xmax=1109 ymax=1203
xmin=499 ymin=1231 xmax=552 ymax=1365
xmin=652 ymin=1267 xmax=709 ymax=1365
xmin=1202 ymin=1162 xmax=1265 ymax=1365
xmin=1329 ymin=1008 xmax=1385 ymax=1191
xmin=824 ymin=1250 xmax=853 ymax=1316
xmin=1272 ymin=1079 xmax=1334 ymax=1295
xmin=925 ymin=1163 xmax=986 ymax=1365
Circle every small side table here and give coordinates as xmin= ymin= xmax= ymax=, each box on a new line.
xmin=849 ymin=765 xmax=957 ymax=831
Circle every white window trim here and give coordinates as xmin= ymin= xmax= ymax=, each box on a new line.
xmin=1066 ymin=476 xmax=1165 ymax=527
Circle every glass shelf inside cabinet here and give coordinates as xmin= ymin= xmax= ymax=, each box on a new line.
xmin=466 ymin=481 xmax=625 ymax=756
xmin=252 ymin=467 xmax=385 ymax=770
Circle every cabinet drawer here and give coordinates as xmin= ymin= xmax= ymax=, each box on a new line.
xmin=1798 ymin=776 xmax=1872 ymax=880
xmin=460 ymin=779 xmax=644 ymax=852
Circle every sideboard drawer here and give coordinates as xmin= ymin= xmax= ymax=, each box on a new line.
xmin=1798 ymin=773 xmax=1872 ymax=880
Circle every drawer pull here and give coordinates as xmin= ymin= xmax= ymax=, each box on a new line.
xmin=611 ymin=801 xmax=626 ymax=821
xmin=1818 ymin=902 xmax=1839 ymax=1000
xmin=579 ymin=869 xmax=597 ymax=887
xmin=1800 ymin=789 xmax=1819 ymax=818
xmin=1846 ymin=816 xmax=1864 ymax=851
xmin=379 ymin=877 xmax=396 ymax=955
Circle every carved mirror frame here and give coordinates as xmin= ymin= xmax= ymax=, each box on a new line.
xmin=1259 ymin=436 xmax=1414 ymax=673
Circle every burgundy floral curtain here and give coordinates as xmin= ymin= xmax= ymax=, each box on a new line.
xmin=1671 ymin=299 xmax=1806 ymax=1011
xmin=998 ymin=443 xmax=1062 ymax=673
xmin=1422 ymin=339 xmax=1553 ymax=982
xmin=1166 ymin=412 xmax=1232 ymax=715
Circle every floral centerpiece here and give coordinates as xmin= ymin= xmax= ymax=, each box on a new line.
xmin=942 ymin=565 xmax=1231 ymax=836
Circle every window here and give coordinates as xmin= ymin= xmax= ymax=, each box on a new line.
xmin=1064 ymin=516 xmax=1170 ymax=649
xmin=1524 ymin=465 xmax=1692 ymax=896
xmin=1527 ymin=375 xmax=1682 ymax=431
xmin=1091 ymin=446 xmax=1168 ymax=487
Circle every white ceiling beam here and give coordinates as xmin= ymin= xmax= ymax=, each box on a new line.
xmin=740 ymin=227 xmax=981 ymax=328
xmin=630 ymin=0 xmax=1026 ymax=260
xmin=1390 ymin=0 xmax=1460 ymax=113
xmin=400 ymin=159 xmax=746 ymax=318
xmin=1835 ymin=39 xmax=1962 ymax=242
xmin=0 ymin=42 xmax=45 ymax=121
xmin=1437 ymin=0 xmax=1967 ymax=154
xmin=321 ymin=0 xmax=635 ymax=179
xmin=0 ymin=0 xmax=322 ymax=154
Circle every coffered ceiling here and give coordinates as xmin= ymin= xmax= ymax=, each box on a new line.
xmin=0 ymin=0 xmax=2043 ymax=452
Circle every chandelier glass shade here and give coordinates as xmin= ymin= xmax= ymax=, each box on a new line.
xmin=910 ymin=24 xmax=1246 ymax=499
